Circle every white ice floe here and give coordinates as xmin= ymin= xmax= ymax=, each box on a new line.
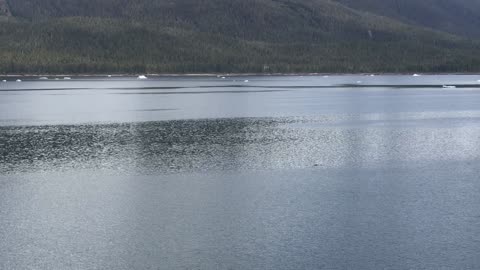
xmin=356 ymin=81 xmax=363 ymax=84
xmin=16 ymin=79 xmax=22 ymax=82
xmin=221 ymin=77 xmax=226 ymax=79
xmin=39 ymin=77 xmax=48 ymax=80
xmin=108 ymin=75 xmax=112 ymax=78
xmin=413 ymin=74 xmax=421 ymax=77
xmin=64 ymin=77 xmax=71 ymax=80
xmin=244 ymin=80 xmax=249 ymax=83
xmin=2 ymin=80 xmax=6 ymax=82
xmin=138 ymin=75 xmax=147 ymax=79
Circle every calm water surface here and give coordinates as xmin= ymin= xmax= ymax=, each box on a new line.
xmin=1 ymin=75 xmax=480 ymax=269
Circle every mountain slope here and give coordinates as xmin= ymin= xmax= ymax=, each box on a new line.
xmin=1 ymin=0 xmax=480 ymax=74
xmin=0 ymin=0 xmax=11 ymax=16
xmin=2 ymin=0 xmax=428 ymax=42
xmin=334 ymin=0 xmax=480 ymax=38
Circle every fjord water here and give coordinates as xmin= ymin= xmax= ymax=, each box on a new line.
xmin=1 ymin=75 xmax=480 ymax=269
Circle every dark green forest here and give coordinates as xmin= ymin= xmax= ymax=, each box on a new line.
xmin=1 ymin=0 xmax=480 ymax=74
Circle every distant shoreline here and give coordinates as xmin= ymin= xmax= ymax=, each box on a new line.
xmin=1 ymin=72 xmax=480 ymax=77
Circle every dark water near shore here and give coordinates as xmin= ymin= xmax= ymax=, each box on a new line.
xmin=1 ymin=75 xmax=480 ymax=269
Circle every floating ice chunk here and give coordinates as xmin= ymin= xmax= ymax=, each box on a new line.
xmin=16 ymin=79 xmax=22 ymax=82
xmin=356 ymin=80 xmax=362 ymax=84
xmin=2 ymin=80 xmax=6 ymax=82
xmin=138 ymin=75 xmax=147 ymax=79
xmin=39 ymin=77 xmax=48 ymax=80
xmin=413 ymin=74 xmax=421 ymax=77
xmin=244 ymin=80 xmax=249 ymax=83
xmin=221 ymin=77 xmax=226 ymax=79
xmin=64 ymin=77 xmax=71 ymax=80
xmin=108 ymin=75 xmax=112 ymax=78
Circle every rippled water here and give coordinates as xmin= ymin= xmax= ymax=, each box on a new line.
xmin=1 ymin=75 xmax=480 ymax=269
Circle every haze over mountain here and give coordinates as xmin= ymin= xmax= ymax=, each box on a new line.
xmin=1 ymin=0 xmax=479 ymax=74
xmin=335 ymin=0 xmax=480 ymax=38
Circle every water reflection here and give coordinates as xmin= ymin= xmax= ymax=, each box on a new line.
xmin=2 ymin=165 xmax=479 ymax=269
xmin=2 ymin=115 xmax=480 ymax=174
xmin=2 ymin=75 xmax=480 ymax=126
xmin=2 ymin=75 xmax=480 ymax=269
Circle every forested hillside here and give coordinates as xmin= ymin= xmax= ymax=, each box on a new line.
xmin=1 ymin=0 xmax=480 ymax=74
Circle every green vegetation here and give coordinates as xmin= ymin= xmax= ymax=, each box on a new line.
xmin=1 ymin=0 xmax=480 ymax=74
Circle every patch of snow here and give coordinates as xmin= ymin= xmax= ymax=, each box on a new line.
xmin=16 ymin=79 xmax=22 ymax=82
xmin=413 ymin=74 xmax=421 ymax=77
xmin=39 ymin=77 xmax=48 ymax=80
xmin=138 ymin=75 xmax=147 ymax=79
xmin=64 ymin=77 xmax=71 ymax=80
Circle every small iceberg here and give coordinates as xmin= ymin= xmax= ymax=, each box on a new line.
xmin=63 ymin=77 xmax=71 ymax=80
xmin=413 ymin=74 xmax=421 ymax=77
xmin=39 ymin=77 xmax=48 ymax=80
xmin=2 ymin=80 xmax=6 ymax=82
xmin=442 ymin=85 xmax=456 ymax=89
xmin=244 ymin=80 xmax=249 ymax=83
xmin=107 ymin=75 xmax=112 ymax=78
xmin=356 ymin=80 xmax=363 ymax=84
xmin=16 ymin=79 xmax=22 ymax=82
xmin=138 ymin=75 xmax=147 ymax=79
xmin=369 ymin=74 xmax=375 ymax=77
xmin=221 ymin=76 xmax=226 ymax=79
